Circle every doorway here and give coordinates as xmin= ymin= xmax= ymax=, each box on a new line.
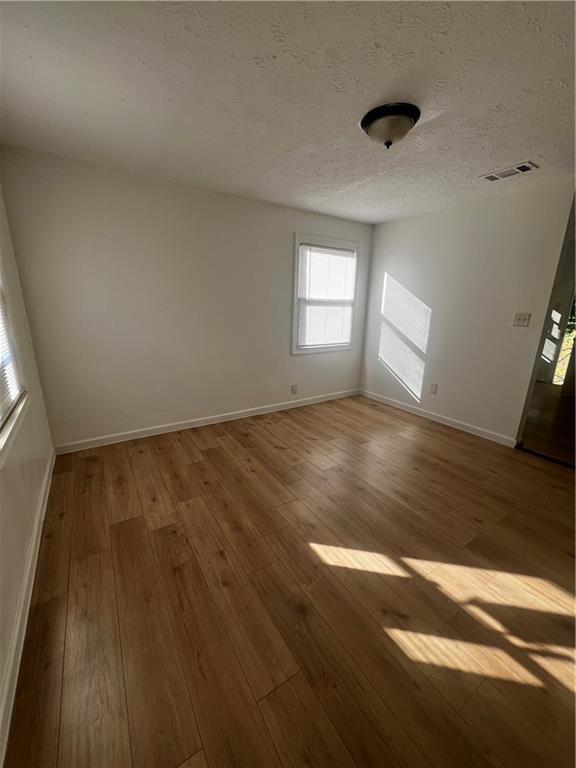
xmin=518 ymin=203 xmax=575 ymax=466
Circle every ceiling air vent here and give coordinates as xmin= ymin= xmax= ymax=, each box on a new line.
xmin=482 ymin=161 xmax=539 ymax=182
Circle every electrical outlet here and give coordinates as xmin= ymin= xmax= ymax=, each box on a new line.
xmin=290 ymin=384 xmax=298 ymax=395
xmin=513 ymin=312 xmax=531 ymax=327
xmin=429 ymin=383 xmax=438 ymax=395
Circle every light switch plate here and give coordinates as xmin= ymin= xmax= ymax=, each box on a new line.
xmin=513 ymin=312 xmax=531 ymax=327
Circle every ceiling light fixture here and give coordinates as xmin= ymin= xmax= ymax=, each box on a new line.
xmin=360 ymin=102 xmax=421 ymax=149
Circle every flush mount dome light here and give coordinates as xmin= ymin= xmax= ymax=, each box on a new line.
xmin=360 ymin=103 xmax=421 ymax=149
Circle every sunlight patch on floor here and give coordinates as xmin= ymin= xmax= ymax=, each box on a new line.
xmin=308 ymin=544 xmax=573 ymax=692
xmin=423 ymin=562 xmax=499 ymax=601
xmin=309 ymin=543 xmax=410 ymax=576
xmin=399 ymin=557 xmax=441 ymax=576
xmin=385 ymin=628 xmax=544 ymax=686
xmin=463 ymin=604 xmax=509 ymax=633
xmin=486 ymin=572 xmax=574 ymax=614
xmin=507 ymin=637 xmax=574 ymax=657
xmin=403 ymin=558 xmax=574 ymax=614
xmin=529 ymin=653 xmax=575 ymax=691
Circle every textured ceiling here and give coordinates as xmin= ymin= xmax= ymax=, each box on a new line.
xmin=0 ymin=2 xmax=574 ymax=223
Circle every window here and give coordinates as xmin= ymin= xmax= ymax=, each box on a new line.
xmin=0 ymin=290 xmax=24 ymax=432
xmin=292 ymin=235 xmax=358 ymax=354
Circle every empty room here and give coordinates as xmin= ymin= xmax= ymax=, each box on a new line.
xmin=0 ymin=2 xmax=574 ymax=767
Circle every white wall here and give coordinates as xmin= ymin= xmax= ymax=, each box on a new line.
xmin=362 ymin=176 xmax=574 ymax=444
xmin=0 ymin=146 xmax=372 ymax=449
xmin=0 ymin=179 xmax=53 ymax=760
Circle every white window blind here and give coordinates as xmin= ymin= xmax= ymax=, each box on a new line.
xmin=294 ymin=242 xmax=357 ymax=352
xmin=0 ymin=291 xmax=24 ymax=430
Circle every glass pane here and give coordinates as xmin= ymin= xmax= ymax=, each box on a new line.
xmin=298 ymin=303 xmax=353 ymax=347
xmin=0 ymin=295 xmax=22 ymax=425
xmin=298 ymin=245 xmax=356 ymax=301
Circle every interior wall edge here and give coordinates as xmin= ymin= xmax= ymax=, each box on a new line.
xmin=54 ymin=388 xmax=360 ymax=454
xmin=361 ymin=389 xmax=517 ymax=448
xmin=0 ymin=450 xmax=55 ymax=766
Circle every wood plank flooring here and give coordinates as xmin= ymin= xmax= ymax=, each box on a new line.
xmin=5 ymin=396 xmax=575 ymax=768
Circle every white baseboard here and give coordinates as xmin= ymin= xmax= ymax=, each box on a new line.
xmin=0 ymin=451 xmax=55 ymax=765
xmin=360 ymin=389 xmax=516 ymax=448
xmin=55 ymin=389 xmax=360 ymax=454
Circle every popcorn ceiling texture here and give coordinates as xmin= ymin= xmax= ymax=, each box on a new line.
xmin=0 ymin=1 xmax=573 ymax=222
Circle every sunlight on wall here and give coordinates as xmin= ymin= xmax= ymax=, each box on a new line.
xmin=381 ymin=273 xmax=432 ymax=353
xmin=378 ymin=324 xmax=426 ymax=400
xmin=378 ymin=274 xmax=432 ymax=402
xmin=309 ymin=543 xmax=409 ymax=576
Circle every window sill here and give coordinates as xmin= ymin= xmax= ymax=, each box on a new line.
xmin=291 ymin=344 xmax=353 ymax=355
xmin=0 ymin=392 xmax=30 ymax=471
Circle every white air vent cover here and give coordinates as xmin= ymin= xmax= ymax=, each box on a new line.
xmin=482 ymin=161 xmax=539 ymax=182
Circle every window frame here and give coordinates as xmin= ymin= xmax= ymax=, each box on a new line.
xmin=291 ymin=233 xmax=359 ymax=356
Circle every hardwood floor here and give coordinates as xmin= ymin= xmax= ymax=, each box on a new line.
xmin=5 ymin=396 xmax=575 ymax=768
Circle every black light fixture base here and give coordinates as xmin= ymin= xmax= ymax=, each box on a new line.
xmin=360 ymin=102 xmax=421 ymax=133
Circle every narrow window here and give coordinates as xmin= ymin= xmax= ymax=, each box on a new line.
xmin=0 ymin=291 xmax=24 ymax=431
xmin=293 ymin=238 xmax=357 ymax=354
